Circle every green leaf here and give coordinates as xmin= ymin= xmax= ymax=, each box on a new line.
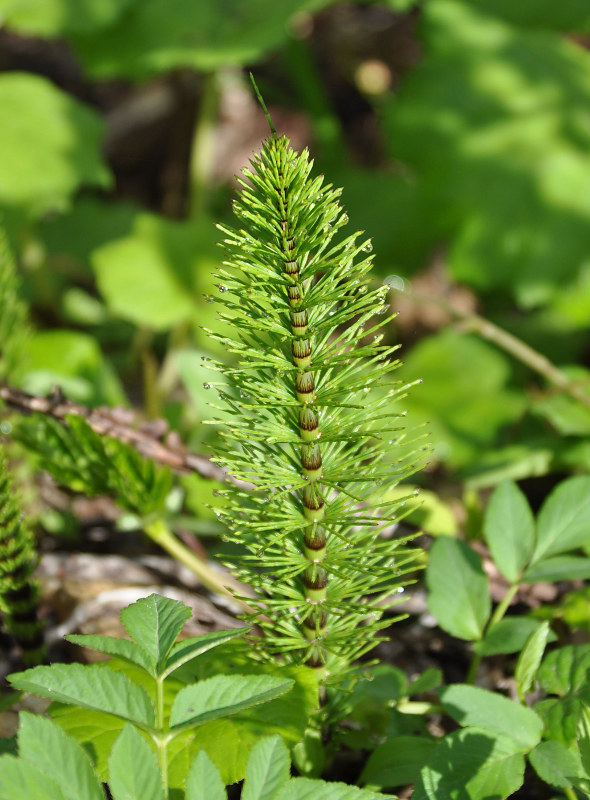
xmin=0 ymin=72 xmax=110 ymax=217
xmin=242 ymin=735 xmax=290 ymax=800
xmin=523 ymin=555 xmax=590 ymax=583
xmin=413 ymin=728 xmax=526 ymax=800
xmin=402 ymin=332 xmax=525 ymax=469
xmin=0 ymin=0 xmax=137 ymax=36
xmin=108 ymin=725 xmax=165 ymax=800
xmin=47 ymin=705 xmax=125 ymax=785
xmin=0 ymin=756 xmax=69 ymax=800
xmin=163 ymin=628 xmax=250 ymax=677
xmin=185 ymin=750 xmax=226 ymax=800
xmin=359 ymin=736 xmax=438 ymax=789
xmin=92 ymin=213 xmax=217 ymax=330
xmin=120 ymin=593 xmax=191 ymax=676
xmin=533 ymin=476 xmax=590 ymax=562
xmin=538 ymin=645 xmax=590 ymax=698
xmin=20 ymin=329 xmax=125 ymax=406
xmin=69 ymin=0 xmax=335 ymax=80
xmin=515 ymin=621 xmax=551 ymax=700
xmin=426 ymin=538 xmax=491 ymax=640
xmin=528 ymin=741 xmax=587 ymax=789
xmin=276 ymin=779 xmax=390 ymax=800
xmin=483 ymin=480 xmax=535 ymax=582
xmin=534 ymin=697 xmax=580 ymax=746
xmin=439 ymin=684 xmax=543 ymax=750
xmin=17 ymin=712 xmax=103 ymax=800
xmin=9 ymin=664 xmax=155 ymax=728
xmin=473 ymin=616 xmax=556 ymax=656
xmin=407 ymin=668 xmax=443 ymax=696
xmin=577 ymin=703 xmax=590 ymax=778
xmin=65 ymin=634 xmax=153 ymax=674
xmin=169 ymin=674 xmax=294 ymax=730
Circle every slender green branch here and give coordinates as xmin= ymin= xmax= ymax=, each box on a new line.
xmin=144 ymin=519 xmax=253 ymax=612
xmin=466 ymin=583 xmax=520 ymax=685
xmin=563 ymin=787 xmax=578 ymax=800
xmin=190 ymin=71 xmax=218 ymax=218
xmin=403 ymin=288 xmax=590 ymax=409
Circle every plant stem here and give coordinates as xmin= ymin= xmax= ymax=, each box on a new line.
xmin=189 ymin=71 xmax=217 ymax=219
xmin=405 ymin=288 xmax=590 ymax=410
xmin=145 ymin=518 xmax=253 ymax=612
xmin=564 ymin=787 xmax=578 ymax=800
xmin=466 ymin=583 xmax=520 ymax=685
xmin=155 ymin=675 xmax=168 ymax=798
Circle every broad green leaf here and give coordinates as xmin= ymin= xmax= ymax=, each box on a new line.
xmin=17 ymin=712 xmax=103 ymax=800
xmin=528 ymin=741 xmax=587 ymax=789
xmin=169 ymin=674 xmax=294 ymax=730
xmin=65 ymin=634 xmax=152 ymax=674
xmin=413 ymin=728 xmax=526 ymax=800
xmin=276 ymin=779 xmax=390 ymax=800
xmin=467 ymin=0 xmax=590 ymax=31
xmin=473 ymin=616 xmax=556 ymax=657
xmin=538 ymin=645 xmax=590 ymax=698
xmin=402 ymin=332 xmax=525 ymax=469
xmin=163 ymin=627 xmax=250 ymax=677
xmin=185 ymin=750 xmax=226 ymax=800
xmin=0 ymin=0 xmax=137 ymax=36
xmin=108 ymin=725 xmax=164 ymax=800
xmin=359 ymin=736 xmax=438 ymax=789
xmin=534 ymin=697 xmax=580 ymax=746
xmin=439 ymin=684 xmax=543 ymax=750
xmin=515 ymin=621 xmax=551 ymax=700
xmin=577 ymin=703 xmax=590 ymax=778
xmin=533 ymin=476 xmax=590 ymax=562
xmin=407 ymin=668 xmax=443 ymax=696
xmin=0 ymin=73 xmax=110 ymax=218
xmin=9 ymin=664 xmax=155 ymax=728
xmin=523 ymin=555 xmax=590 ymax=583
xmin=0 ymin=756 xmax=68 ymax=800
xmin=69 ymin=0 xmax=335 ymax=80
xmin=426 ymin=537 xmax=491 ymax=640
xmin=48 ymin=705 xmax=125 ymax=784
xmin=20 ymin=329 xmax=125 ymax=406
xmin=92 ymin=214 xmax=217 ymax=330
xmin=242 ymin=735 xmax=290 ymax=800
xmin=120 ymin=594 xmax=191 ymax=675
xmin=483 ymin=480 xmax=535 ymax=582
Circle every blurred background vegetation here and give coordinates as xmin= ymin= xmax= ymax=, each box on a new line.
xmin=1 ymin=0 xmax=590 ymax=532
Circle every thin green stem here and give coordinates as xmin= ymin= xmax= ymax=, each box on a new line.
xmin=564 ymin=787 xmax=578 ymax=800
xmin=189 ymin=71 xmax=218 ymax=219
xmin=466 ymin=583 xmax=520 ymax=685
xmin=404 ymin=288 xmax=590 ymax=410
xmin=155 ymin=675 xmax=168 ymax=797
xmin=144 ymin=519 xmax=253 ymax=612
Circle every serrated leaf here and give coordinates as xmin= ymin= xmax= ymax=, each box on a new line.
xmin=522 ymin=554 xmax=590 ymax=583
xmin=0 ymin=755 xmax=69 ymax=800
xmin=426 ymin=538 xmax=491 ymax=640
xmin=532 ymin=476 xmax=590 ymax=562
xmin=9 ymin=664 xmax=155 ymax=729
xmin=242 ymin=735 xmax=290 ymax=800
xmin=538 ymin=644 xmax=590 ymax=698
xmin=108 ymin=725 xmax=164 ymax=800
xmin=439 ymin=684 xmax=543 ymax=750
xmin=66 ymin=634 xmax=153 ymax=674
xmin=163 ymin=627 xmax=249 ymax=677
xmin=359 ymin=735 xmax=438 ymax=789
xmin=169 ymin=674 xmax=294 ymax=730
xmin=483 ymin=480 xmax=535 ymax=582
xmin=17 ymin=712 xmax=103 ymax=800
xmin=413 ymin=728 xmax=526 ymax=800
xmin=120 ymin=594 xmax=191 ymax=675
xmin=185 ymin=750 xmax=226 ymax=800
xmin=473 ymin=616 xmax=556 ymax=657
xmin=276 ymin=778 xmax=390 ymax=800
xmin=529 ymin=740 xmax=586 ymax=789
xmin=515 ymin=621 xmax=551 ymax=700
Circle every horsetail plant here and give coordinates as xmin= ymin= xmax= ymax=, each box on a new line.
xmin=206 ymin=96 xmax=425 ymax=694
xmin=0 ymin=448 xmax=44 ymax=665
